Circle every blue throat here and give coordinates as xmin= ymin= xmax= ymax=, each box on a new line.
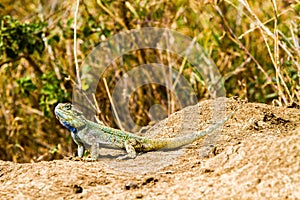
xmin=62 ymin=121 xmax=77 ymax=133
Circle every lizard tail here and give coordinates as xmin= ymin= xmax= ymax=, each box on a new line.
xmin=151 ymin=104 xmax=240 ymax=150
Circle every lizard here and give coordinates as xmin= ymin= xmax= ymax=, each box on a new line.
xmin=54 ymin=102 xmax=240 ymax=160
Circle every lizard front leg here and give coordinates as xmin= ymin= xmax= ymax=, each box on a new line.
xmin=69 ymin=144 xmax=85 ymax=161
xmin=71 ymin=132 xmax=85 ymax=158
xmin=116 ymin=139 xmax=137 ymax=160
xmin=83 ymin=142 xmax=99 ymax=161
xmin=77 ymin=144 xmax=85 ymax=158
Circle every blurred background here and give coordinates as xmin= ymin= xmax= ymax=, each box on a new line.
xmin=0 ymin=0 xmax=299 ymax=162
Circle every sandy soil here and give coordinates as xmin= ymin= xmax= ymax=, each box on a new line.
xmin=1 ymin=98 xmax=300 ymax=199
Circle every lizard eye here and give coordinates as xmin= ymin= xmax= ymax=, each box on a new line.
xmin=65 ymin=104 xmax=72 ymax=110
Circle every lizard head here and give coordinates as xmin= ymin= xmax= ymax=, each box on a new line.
xmin=54 ymin=103 xmax=86 ymax=133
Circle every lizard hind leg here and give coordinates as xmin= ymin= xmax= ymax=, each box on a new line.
xmin=116 ymin=139 xmax=137 ymax=160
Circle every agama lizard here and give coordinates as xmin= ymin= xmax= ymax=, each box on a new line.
xmin=54 ymin=103 xmax=240 ymax=160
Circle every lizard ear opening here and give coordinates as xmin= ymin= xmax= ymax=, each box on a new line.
xmin=73 ymin=109 xmax=83 ymax=116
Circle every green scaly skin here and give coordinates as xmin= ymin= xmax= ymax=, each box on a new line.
xmin=54 ymin=103 xmax=240 ymax=160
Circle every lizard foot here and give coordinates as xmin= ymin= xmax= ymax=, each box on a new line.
xmin=82 ymin=157 xmax=98 ymax=162
xmin=116 ymin=155 xmax=129 ymax=161
xmin=66 ymin=156 xmax=83 ymax=161
xmin=116 ymin=154 xmax=137 ymax=161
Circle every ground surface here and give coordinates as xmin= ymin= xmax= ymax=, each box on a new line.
xmin=1 ymin=98 xmax=300 ymax=199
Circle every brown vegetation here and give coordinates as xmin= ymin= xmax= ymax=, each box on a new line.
xmin=0 ymin=0 xmax=299 ymax=165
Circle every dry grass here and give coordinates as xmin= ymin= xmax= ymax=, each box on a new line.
xmin=0 ymin=0 xmax=299 ymax=162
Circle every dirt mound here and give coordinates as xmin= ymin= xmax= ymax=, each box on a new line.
xmin=1 ymin=98 xmax=299 ymax=199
